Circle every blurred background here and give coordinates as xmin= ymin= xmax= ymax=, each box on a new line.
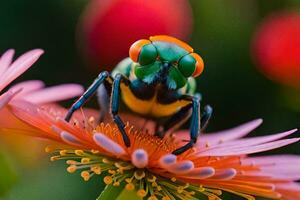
xmin=1 ymin=0 xmax=300 ymax=199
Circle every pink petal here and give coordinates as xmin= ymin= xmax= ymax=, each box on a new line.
xmin=20 ymin=84 xmax=84 ymax=104
xmin=196 ymin=138 xmax=300 ymax=156
xmin=200 ymin=119 xmax=263 ymax=144
xmin=207 ymin=129 xmax=297 ymax=150
xmin=242 ymin=155 xmax=300 ymax=179
xmin=242 ymin=155 xmax=300 ymax=166
xmin=0 ymin=49 xmax=44 ymax=91
xmin=276 ymin=182 xmax=300 ymax=191
xmin=173 ymin=119 xmax=263 ymax=147
xmin=0 ymin=49 xmax=15 ymax=75
xmin=0 ymin=88 xmax=22 ymax=109
xmin=10 ymin=80 xmax=45 ymax=97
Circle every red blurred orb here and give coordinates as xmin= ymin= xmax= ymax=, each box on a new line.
xmin=78 ymin=0 xmax=193 ymax=70
xmin=252 ymin=12 xmax=300 ymax=88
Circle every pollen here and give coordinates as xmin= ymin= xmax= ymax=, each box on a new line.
xmin=125 ymin=183 xmax=135 ymax=191
xmin=134 ymin=170 xmax=145 ymax=180
xmin=67 ymin=165 xmax=77 ymax=173
xmin=103 ymin=176 xmax=113 ymax=185
xmin=75 ymin=150 xmax=84 ymax=156
xmin=81 ymin=157 xmax=90 ymax=164
xmin=81 ymin=171 xmax=90 ymax=181
xmin=60 ymin=150 xmax=68 ymax=156
xmin=91 ymin=166 xmax=101 ymax=175
xmin=137 ymin=189 xmax=147 ymax=198
xmin=148 ymin=196 xmax=158 ymax=200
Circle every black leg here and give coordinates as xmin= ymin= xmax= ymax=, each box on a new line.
xmin=201 ymin=105 xmax=213 ymax=131
xmin=155 ymin=104 xmax=192 ymax=138
xmin=111 ymin=73 xmax=131 ymax=147
xmin=159 ymin=95 xmax=213 ymax=137
xmin=172 ymin=95 xmax=201 ymax=155
xmin=65 ymin=71 xmax=110 ymax=122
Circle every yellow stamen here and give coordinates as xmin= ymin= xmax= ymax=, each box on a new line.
xmin=152 ymin=182 xmax=158 ymax=187
xmin=177 ymin=186 xmax=184 ymax=194
xmin=60 ymin=150 xmax=68 ymax=156
xmin=81 ymin=157 xmax=90 ymax=164
xmin=137 ymin=189 xmax=147 ymax=198
xmin=91 ymin=166 xmax=101 ymax=175
xmin=134 ymin=170 xmax=145 ymax=180
xmin=81 ymin=171 xmax=90 ymax=181
xmin=104 ymin=176 xmax=113 ymax=185
xmin=75 ymin=150 xmax=84 ymax=156
xmin=125 ymin=183 xmax=135 ymax=191
xmin=108 ymin=169 xmax=116 ymax=175
xmin=66 ymin=160 xmax=77 ymax=165
xmin=125 ymin=177 xmax=133 ymax=183
xmin=147 ymin=174 xmax=157 ymax=182
xmin=148 ymin=196 xmax=158 ymax=200
xmin=50 ymin=156 xmax=60 ymax=161
xmin=113 ymin=181 xmax=120 ymax=186
xmin=67 ymin=165 xmax=77 ymax=173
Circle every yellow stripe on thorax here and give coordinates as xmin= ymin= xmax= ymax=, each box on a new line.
xmin=120 ymin=84 xmax=191 ymax=118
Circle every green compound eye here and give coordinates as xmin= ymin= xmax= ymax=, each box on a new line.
xmin=178 ymin=54 xmax=197 ymax=77
xmin=138 ymin=44 xmax=158 ymax=66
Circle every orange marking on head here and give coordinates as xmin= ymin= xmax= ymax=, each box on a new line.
xmin=191 ymin=53 xmax=204 ymax=77
xmin=129 ymin=39 xmax=151 ymax=62
xmin=149 ymin=35 xmax=194 ymax=53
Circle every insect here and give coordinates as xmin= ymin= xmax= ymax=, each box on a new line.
xmin=65 ymin=35 xmax=212 ymax=155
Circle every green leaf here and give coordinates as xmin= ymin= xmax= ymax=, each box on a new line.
xmin=96 ymin=184 xmax=123 ymax=200
xmin=96 ymin=184 xmax=142 ymax=200
xmin=116 ymin=189 xmax=142 ymax=200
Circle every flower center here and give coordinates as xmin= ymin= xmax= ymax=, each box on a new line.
xmin=47 ymin=147 xmax=255 ymax=200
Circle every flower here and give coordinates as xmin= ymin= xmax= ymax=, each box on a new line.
xmin=0 ymin=49 xmax=84 ymax=107
xmin=252 ymin=11 xmax=300 ymax=89
xmin=4 ymin=99 xmax=300 ymax=200
xmin=0 ymin=49 xmax=43 ymax=108
xmin=78 ymin=0 xmax=193 ymax=70
xmin=0 ymin=49 xmax=84 ymax=166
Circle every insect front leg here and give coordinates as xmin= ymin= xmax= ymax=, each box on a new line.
xmin=111 ymin=73 xmax=131 ymax=147
xmin=65 ymin=71 xmax=110 ymax=122
xmin=172 ymin=94 xmax=201 ymax=155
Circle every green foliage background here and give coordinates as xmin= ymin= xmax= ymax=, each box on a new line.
xmin=0 ymin=0 xmax=300 ymax=199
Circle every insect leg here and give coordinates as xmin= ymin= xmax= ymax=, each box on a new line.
xmin=111 ymin=73 xmax=131 ymax=147
xmin=201 ymin=105 xmax=213 ymax=131
xmin=172 ymin=95 xmax=201 ymax=155
xmin=156 ymin=104 xmax=192 ymax=138
xmin=65 ymin=71 xmax=110 ymax=122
